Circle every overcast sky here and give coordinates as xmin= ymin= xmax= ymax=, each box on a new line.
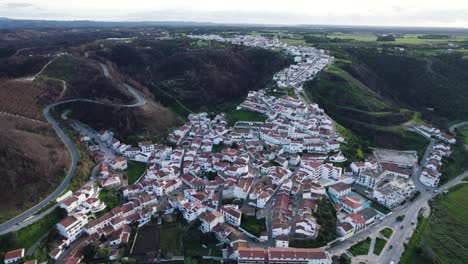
xmin=2 ymin=0 xmax=468 ymax=28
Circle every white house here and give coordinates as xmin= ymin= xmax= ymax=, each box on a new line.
xmin=56 ymin=213 xmax=88 ymax=245
xmin=221 ymin=206 xmax=242 ymax=226
xmin=328 ymin=183 xmax=352 ymax=199
xmin=3 ymin=248 xmax=24 ymax=264
xmin=200 ymin=211 xmax=224 ymax=233
xmin=109 ymin=156 xmax=128 ymax=171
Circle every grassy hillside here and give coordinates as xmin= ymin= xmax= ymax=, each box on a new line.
xmin=304 ymin=63 xmax=427 ymax=152
xmin=345 ymin=50 xmax=468 ymax=124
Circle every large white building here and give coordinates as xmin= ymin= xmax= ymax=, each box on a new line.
xmin=238 ymin=247 xmax=332 ymax=264
xmin=56 ymin=213 xmax=88 ymax=245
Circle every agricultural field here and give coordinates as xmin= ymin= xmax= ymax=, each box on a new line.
xmin=401 ymin=184 xmax=468 ymax=264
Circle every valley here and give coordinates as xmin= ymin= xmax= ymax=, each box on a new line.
xmin=0 ymin=23 xmax=467 ymax=264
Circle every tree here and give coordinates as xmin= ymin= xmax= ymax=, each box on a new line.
xmin=82 ymin=242 xmax=98 ymax=261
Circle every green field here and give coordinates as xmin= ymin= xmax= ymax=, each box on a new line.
xmin=348 ymin=237 xmax=371 ymax=256
xmin=0 ymin=208 xmax=67 ymax=258
xmin=125 ymin=161 xmax=147 ymax=185
xmin=401 ymin=184 xmax=468 ymax=264
xmin=227 ymin=109 xmax=267 ymax=127
xmin=316 ymin=33 xmax=468 ymax=45
xmin=380 ymin=227 xmax=393 ymax=239
xmin=373 ymin=237 xmax=387 ymax=255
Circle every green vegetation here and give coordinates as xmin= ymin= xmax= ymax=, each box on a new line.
xmin=409 ymin=191 xmax=421 ymax=202
xmin=336 ymin=123 xmax=369 ymax=162
xmin=182 ymin=223 xmax=221 ymax=257
xmin=227 ymin=109 xmax=267 ymax=127
xmin=97 ymin=189 xmax=121 ymax=217
xmin=265 ymin=85 xmax=297 ymax=99
xmin=346 ymin=49 xmax=468 ymax=121
xmin=459 ymin=124 xmax=468 ymax=146
xmin=240 ymin=215 xmax=267 ymax=237
xmin=212 ymin=143 xmax=225 ymax=153
xmin=348 ymin=237 xmax=371 ymax=256
xmin=0 ymin=208 xmax=67 ymax=258
xmin=369 ymin=199 xmax=390 ymax=214
xmin=125 ymin=161 xmax=147 ymax=185
xmin=290 ymin=198 xmax=337 ymax=248
xmin=396 ymin=215 xmax=406 ymax=222
xmin=160 ymin=220 xmax=183 ymax=257
xmin=401 ymin=184 xmax=468 ymax=264
xmin=160 ymin=218 xmax=222 ymax=259
xmin=373 ymin=237 xmax=387 ymax=255
xmin=439 ymin=143 xmax=468 ymax=184
xmin=399 ymin=131 xmax=430 ymax=162
xmin=339 ymin=254 xmax=352 ymax=264
xmin=63 ymin=127 xmax=96 ymax=192
xmin=380 ymin=227 xmax=393 ymax=239
xmin=303 ymin=63 xmax=419 ymax=151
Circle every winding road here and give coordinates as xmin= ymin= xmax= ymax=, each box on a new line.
xmin=0 ymin=62 xmax=146 ymax=234
xmin=449 ymin=121 xmax=468 ymax=135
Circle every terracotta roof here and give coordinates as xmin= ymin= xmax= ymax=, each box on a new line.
xmin=4 ymin=248 xmax=24 ymax=260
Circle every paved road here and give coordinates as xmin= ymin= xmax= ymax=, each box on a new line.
xmin=449 ymin=121 xmax=468 ymax=135
xmin=0 ymin=62 xmax=147 ymax=234
xmin=328 ymin=170 xmax=468 ymax=263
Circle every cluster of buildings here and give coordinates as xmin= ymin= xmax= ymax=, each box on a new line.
xmin=49 ymin=190 xmax=159 ymax=261
xmin=329 ymin=182 xmax=383 ymax=239
xmin=188 ymin=34 xmax=331 ymax=91
xmin=58 ymin=184 xmax=105 ymax=215
xmin=420 ymin=143 xmax=452 ymax=187
xmin=415 ymin=124 xmax=456 ymax=144
xmin=11 ymin=34 xmax=461 ymax=264
xmin=238 ymin=90 xmax=340 ymax=156
xmin=352 ymin=154 xmax=416 ymax=209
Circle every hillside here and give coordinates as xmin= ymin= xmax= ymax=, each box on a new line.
xmin=344 ymin=49 xmax=468 ymax=124
xmin=304 ymin=62 xmax=427 ymax=155
xmin=42 ymin=55 xmax=135 ymax=104
xmin=96 ymin=39 xmax=291 ymax=114
xmin=0 ymin=79 xmax=69 ymax=222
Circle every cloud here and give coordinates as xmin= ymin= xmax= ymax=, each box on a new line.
xmin=3 ymin=2 xmax=34 ymax=9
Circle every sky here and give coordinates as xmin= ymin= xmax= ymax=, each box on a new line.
xmin=2 ymin=0 xmax=468 ymax=28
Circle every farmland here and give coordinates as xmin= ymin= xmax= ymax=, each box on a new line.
xmin=401 ymin=184 xmax=468 ymax=264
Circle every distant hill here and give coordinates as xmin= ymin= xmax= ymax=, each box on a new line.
xmin=96 ymin=38 xmax=291 ymax=114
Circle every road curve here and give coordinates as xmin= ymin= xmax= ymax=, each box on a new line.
xmin=449 ymin=121 xmax=468 ymax=135
xmin=0 ymin=63 xmax=146 ymax=233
